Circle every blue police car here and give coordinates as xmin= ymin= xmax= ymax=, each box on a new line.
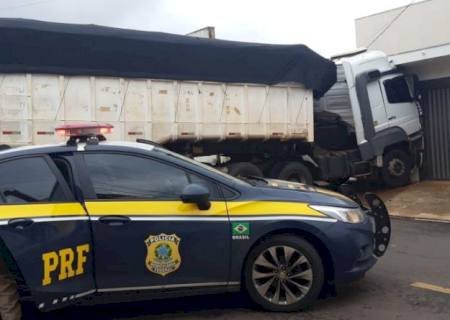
xmin=0 ymin=123 xmax=390 ymax=314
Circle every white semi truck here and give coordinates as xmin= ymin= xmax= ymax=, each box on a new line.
xmin=0 ymin=19 xmax=423 ymax=187
xmin=313 ymin=50 xmax=423 ymax=187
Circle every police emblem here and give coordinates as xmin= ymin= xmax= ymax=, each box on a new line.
xmin=145 ymin=233 xmax=181 ymax=276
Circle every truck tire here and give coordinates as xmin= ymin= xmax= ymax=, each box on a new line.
xmin=271 ymin=162 xmax=313 ymax=185
xmin=244 ymin=235 xmax=324 ymax=312
xmin=0 ymin=258 xmax=21 ymax=320
xmin=382 ymin=149 xmax=412 ymax=188
xmin=227 ymin=162 xmax=263 ymax=178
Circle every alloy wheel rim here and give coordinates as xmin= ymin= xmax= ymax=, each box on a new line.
xmin=252 ymin=245 xmax=313 ymax=305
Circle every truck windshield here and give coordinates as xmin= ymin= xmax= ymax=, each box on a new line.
xmin=383 ymin=76 xmax=413 ymax=103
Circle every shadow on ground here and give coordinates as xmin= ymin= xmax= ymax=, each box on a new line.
xmin=24 ymin=292 xmax=254 ymax=319
xmin=23 ymin=286 xmax=361 ymax=320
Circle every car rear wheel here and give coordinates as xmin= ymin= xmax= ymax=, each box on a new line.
xmin=244 ymin=235 xmax=324 ymax=312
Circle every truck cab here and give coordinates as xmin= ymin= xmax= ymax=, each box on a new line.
xmin=315 ymin=50 xmax=423 ymax=187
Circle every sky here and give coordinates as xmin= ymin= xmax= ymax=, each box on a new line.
xmin=0 ymin=0 xmax=419 ymax=57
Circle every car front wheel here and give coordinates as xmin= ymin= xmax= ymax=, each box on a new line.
xmin=244 ymin=235 xmax=324 ymax=312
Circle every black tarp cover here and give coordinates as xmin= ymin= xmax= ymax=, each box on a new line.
xmin=0 ymin=19 xmax=336 ymax=97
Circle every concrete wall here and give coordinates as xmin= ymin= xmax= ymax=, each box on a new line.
xmin=355 ymin=0 xmax=450 ymax=55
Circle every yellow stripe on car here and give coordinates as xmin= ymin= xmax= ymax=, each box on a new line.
xmin=85 ymin=201 xmax=228 ymax=216
xmin=0 ymin=201 xmax=325 ymax=220
xmin=84 ymin=201 xmax=325 ymax=217
xmin=227 ymin=201 xmax=325 ymax=217
xmin=0 ymin=203 xmax=87 ymax=220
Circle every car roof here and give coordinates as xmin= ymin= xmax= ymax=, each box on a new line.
xmin=95 ymin=140 xmax=156 ymax=151
xmin=0 ymin=141 xmax=156 ymax=160
xmin=0 ymin=143 xmax=66 ymax=157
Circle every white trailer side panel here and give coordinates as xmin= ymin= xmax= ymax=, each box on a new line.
xmin=0 ymin=74 xmax=313 ymax=146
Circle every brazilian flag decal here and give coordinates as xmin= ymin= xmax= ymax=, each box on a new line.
xmin=232 ymin=222 xmax=250 ymax=240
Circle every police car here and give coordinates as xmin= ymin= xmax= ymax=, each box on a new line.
xmin=0 ymin=123 xmax=390 ymax=313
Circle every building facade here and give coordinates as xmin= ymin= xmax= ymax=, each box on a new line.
xmin=356 ymin=0 xmax=450 ymax=180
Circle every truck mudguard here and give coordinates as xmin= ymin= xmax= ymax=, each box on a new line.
xmin=359 ymin=127 xmax=409 ymax=160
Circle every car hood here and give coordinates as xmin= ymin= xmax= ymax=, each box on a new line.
xmin=249 ymin=178 xmax=359 ymax=208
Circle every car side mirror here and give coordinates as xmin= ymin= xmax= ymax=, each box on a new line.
xmin=180 ymin=184 xmax=211 ymax=210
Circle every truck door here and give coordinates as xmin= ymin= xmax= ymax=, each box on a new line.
xmin=380 ymin=74 xmax=421 ymax=135
xmin=367 ymin=80 xmax=389 ymax=132
xmin=0 ymin=154 xmax=95 ymax=311
xmin=78 ymin=152 xmax=230 ymax=293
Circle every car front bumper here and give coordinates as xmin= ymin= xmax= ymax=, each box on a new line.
xmin=326 ymin=193 xmax=391 ymax=283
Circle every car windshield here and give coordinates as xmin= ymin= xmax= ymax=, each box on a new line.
xmin=152 ymin=147 xmax=251 ymax=186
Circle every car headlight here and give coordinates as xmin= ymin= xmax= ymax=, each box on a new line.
xmin=310 ymin=205 xmax=366 ymax=223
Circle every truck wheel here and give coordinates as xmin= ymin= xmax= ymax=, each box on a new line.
xmin=227 ymin=162 xmax=263 ymax=178
xmin=382 ymin=149 xmax=412 ymax=188
xmin=0 ymin=258 xmax=22 ymax=320
xmin=244 ymin=235 xmax=324 ymax=312
xmin=271 ymin=162 xmax=313 ymax=185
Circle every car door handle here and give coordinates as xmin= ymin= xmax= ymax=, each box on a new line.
xmin=8 ymin=218 xmax=34 ymax=230
xmin=98 ymin=215 xmax=131 ymax=226
xmin=388 ymin=116 xmax=397 ymax=120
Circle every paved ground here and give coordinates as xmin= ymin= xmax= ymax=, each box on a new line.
xmin=26 ymin=219 xmax=450 ymax=320
xmin=377 ymin=181 xmax=450 ymax=222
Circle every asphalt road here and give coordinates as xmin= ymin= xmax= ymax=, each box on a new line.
xmin=26 ymin=219 xmax=450 ymax=320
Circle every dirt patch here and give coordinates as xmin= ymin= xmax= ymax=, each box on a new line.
xmin=376 ymin=181 xmax=450 ymax=221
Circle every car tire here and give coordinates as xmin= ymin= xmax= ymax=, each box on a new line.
xmin=227 ymin=162 xmax=263 ymax=178
xmin=271 ymin=162 xmax=313 ymax=185
xmin=0 ymin=258 xmax=22 ymax=320
xmin=244 ymin=235 xmax=324 ymax=312
xmin=382 ymin=149 xmax=412 ymax=188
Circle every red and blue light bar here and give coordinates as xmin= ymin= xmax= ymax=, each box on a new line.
xmin=55 ymin=122 xmax=113 ymax=137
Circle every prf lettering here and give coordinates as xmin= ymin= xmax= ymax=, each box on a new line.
xmin=42 ymin=244 xmax=90 ymax=286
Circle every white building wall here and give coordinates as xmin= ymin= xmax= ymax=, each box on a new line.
xmin=355 ymin=0 xmax=450 ymax=56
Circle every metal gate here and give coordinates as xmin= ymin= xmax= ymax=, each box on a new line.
xmin=421 ymin=78 xmax=450 ymax=180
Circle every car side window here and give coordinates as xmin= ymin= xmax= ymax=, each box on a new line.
xmin=186 ymin=173 xmax=220 ymax=199
xmin=83 ymin=153 xmax=220 ymax=200
xmin=0 ymin=157 xmax=67 ymax=204
xmin=383 ymin=76 xmax=413 ymax=104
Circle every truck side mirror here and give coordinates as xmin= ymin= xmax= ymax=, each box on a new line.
xmin=404 ymin=74 xmax=421 ymax=101
xmin=180 ymin=184 xmax=211 ymax=210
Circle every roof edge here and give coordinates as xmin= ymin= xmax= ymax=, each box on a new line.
xmin=355 ymin=0 xmax=431 ymax=21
